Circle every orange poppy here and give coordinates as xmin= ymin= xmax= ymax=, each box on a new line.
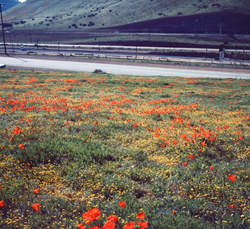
xmin=134 ymin=122 xmax=138 ymax=127
xmin=89 ymin=226 xmax=101 ymax=229
xmin=136 ymin=212 xmax=146 ymax=220
xmin=103 ymin=221 xmax=116 ymax=229
xmin=201 ymin=141 xmax=206 ymax=147
xmin=33 ymin=188 xmax=39 ymax=195
xmin=107 ymin=215 xmax=118 ymax=224
xmin=77 ymin=223 xmax=86 ymax=229
xmin=119 ymin=201 xmax=126 ymax=208
xmin=67 ymin=193 xmax=72 ymax=198
xmin=123 ymin=221 xmax=135 ymax=229
xmin=228 ymin=174 xmax=236 ymax=182
xmin=32 ymin=203 xmax=40 ymax=212
xmin=82 ymin=208 xmax=101 ymax=222
xmin=137 ymin=221 xmax=148 ymax=229
xmin=230 ymin=204 xmax=235 ymax=209
xmin=189 ymin=154 xmax=194 ymax=160
xmin=0 ymin=200 xmax=4 ymax=207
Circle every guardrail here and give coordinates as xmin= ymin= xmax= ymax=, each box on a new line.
xmin=1 ymin=43 xmax=250 ymax=62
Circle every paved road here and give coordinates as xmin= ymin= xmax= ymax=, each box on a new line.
xmin=0 ymin=56 xmax=249 ymax=79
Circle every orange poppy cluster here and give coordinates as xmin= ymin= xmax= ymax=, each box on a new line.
xmin=77 ymin=201 xmax=148 ymax=229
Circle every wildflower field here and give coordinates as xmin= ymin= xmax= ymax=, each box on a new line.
xmin=0 ymin=69 xmax=249 ymax=228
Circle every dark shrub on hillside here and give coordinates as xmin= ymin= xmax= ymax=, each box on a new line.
xmin=88 ymin=21 xmax=95 ymax=26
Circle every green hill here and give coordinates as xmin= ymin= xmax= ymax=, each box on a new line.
xmin=3 ymin=0 xmax=250 ymax=31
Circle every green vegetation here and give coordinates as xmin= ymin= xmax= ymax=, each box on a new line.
xmin=5 ymin=0 xmax=250 ymax=30
xmin=0 ymin=69 xmax=249 ymax=228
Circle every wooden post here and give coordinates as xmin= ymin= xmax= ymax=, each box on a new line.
xmin=219 ymin=44 xmax=225 ymax=61
xmin=0 ymin=4 xmax=7 ymax=55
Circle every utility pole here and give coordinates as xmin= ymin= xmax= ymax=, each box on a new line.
xmin=0 ymin=4 xmax=7 ymax=55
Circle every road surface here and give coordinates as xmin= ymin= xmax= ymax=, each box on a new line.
xmin=0 ymin=56 xmax=249 ymax=79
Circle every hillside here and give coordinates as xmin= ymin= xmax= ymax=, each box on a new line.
xmin=3 ymin=0 xmax=250 ymax=32
xmin=103 ymin=12 xmax=250 ymax=34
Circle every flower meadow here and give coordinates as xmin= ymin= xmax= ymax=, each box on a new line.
xmin=0 ymin=69 xmax=249 ymax=228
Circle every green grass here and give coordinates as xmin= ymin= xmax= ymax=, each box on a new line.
xmin=0 ymin=69 xmax=249 ymax=228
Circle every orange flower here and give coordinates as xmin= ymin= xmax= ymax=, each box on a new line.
xmin=82 ymin=208 xmax=101 ymax=222
xmin=107 ymin=215 xmax=118 ymax=224
xmin=13 ymin=126 xmax=21 ymax=135
xmin=137 ymin=221 xmax=148 ymax=229
xmin=238 ymin=136 xmax=243 ymax=141
xmin=33 ymin=188 xmax=39 ymax=195
xmin=93 ymin=121 xmax=98 ymax=125
xmin=201 ymin=141 xmax=206 ymax=147
xmin=119 ymin=201 xmax=126 ymax=208
xmin=0 ymin=200 xmax=4 ymax=207
xmin=228 ymin=174 xmax=236 ymax=182
xmin=1 ymin=145 xmax=5 ymax=150
xmin=89 ymin=226 xmax=101 ymax=229
xmin=189 ymin=154 xmax=194 ymax=160
xmin=67 ymin=193 xmax=72 ymax=198
xmin=136 ymin=212 xmax=146 ymax=220
xmin=32 ymin=203 xmax=40 ymax=212
xmin=230 ymin=204 xmax=235 ymax=210
xmin=103 ymin=220 xmax=116 ymax=229
xmin=123 ymin=221 xmax=135 ymax=229
xmin=19 ymin=144 xmax=25 ymax=149
xmin=209 ymin=166 xmax=214 ymax=172
xmin=77 ymin=223 xmax=86 ymax=229
xmin=133 ymin=122 xmax=138 ymax=127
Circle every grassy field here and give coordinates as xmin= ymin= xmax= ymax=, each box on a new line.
xmin=0 ymin=69 xmax=249 ymax=228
